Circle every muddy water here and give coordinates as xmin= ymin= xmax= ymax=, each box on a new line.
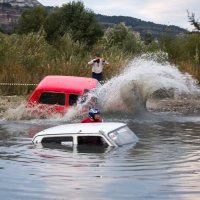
xmin=1 ymin=55 xmax=200 ymax=199
xmin=1 ymin=111 xmax=200 ymax=200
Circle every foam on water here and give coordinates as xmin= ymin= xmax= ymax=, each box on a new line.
xmin=3 ymin=53 xmax=200 ymax=121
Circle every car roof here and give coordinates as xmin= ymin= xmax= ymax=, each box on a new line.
xmin=35 ymin=122 xmax=127 ymax=136
xmin=35 ymin=75 xmax=98 ymax=93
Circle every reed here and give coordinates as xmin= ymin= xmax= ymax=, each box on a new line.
xmin=0 ymin=31 xmax=199 ymax=95
xmin=0 ymin=32 xmax=135 ymax=95
xmin=178 ymin=62 xmax=200 ymax=82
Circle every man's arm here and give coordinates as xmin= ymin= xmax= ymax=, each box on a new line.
xmin=88 ymin=59 xmax=94 ymax=65
xmin=88 ymin=58 xmax=99 ymax=65
xmin=102 ymin=60 xmax=109 ymax=65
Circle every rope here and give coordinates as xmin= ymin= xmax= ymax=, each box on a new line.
xmin=0 ymin=80 xmax=106 ymax=86
xmin=0 ymin=83 xmax=38 ymax=86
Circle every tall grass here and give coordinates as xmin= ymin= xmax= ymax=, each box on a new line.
xmin=160 ymin=32 xmax=200 ymax=82
xmin=0 ymin=31 xmax=199 ymax=95
xmin=179 ymin=62 xmax=200 ymax=81
xmin=0 ymin=32 xmax=134 ymax=95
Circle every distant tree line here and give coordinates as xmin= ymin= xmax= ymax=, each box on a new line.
xmin=95 ymin=14 xmax=187 ymax=39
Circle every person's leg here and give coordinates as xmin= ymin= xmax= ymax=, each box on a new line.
xmin=92 ymin=72 xmax=103 ymax=81
xmin=97 ymin=73 xmax=103 ymax=82
xmin=92 ymin=72 xmax=98 ymax=80
xmin=92 ymin=72 xmax=97 ymax=79
xmin=99 ymin=73 xmax=103 ymax=81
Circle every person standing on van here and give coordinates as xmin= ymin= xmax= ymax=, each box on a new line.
xmin=88 ymin=53 xmax=109 ymax=82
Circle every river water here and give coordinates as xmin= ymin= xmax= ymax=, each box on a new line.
xmin=0 ymin=112 xmax=200 ymax=200
xmin=1 ymin=55 xmax=200 ymax=199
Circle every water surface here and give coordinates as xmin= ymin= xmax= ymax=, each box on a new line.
xmin=1 ymin=55 xmax=200 ymax=199
xmin=1 ymin=112 xmax=200 ymax=200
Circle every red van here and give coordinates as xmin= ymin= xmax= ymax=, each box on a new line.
xmin=27 ymin=75 xmax=98 ymax=116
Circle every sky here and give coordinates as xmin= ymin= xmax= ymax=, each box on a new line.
xmin=38 ymin=0 xmax=199 ymax=31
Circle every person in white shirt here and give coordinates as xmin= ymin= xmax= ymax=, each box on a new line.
xmin=88 ymin=53 xmax=109 ymax=81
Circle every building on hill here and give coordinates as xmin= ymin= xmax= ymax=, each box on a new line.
xmin=0 ymin=0 xmax=43 ymax=33
xmin=0 ymin=0 xmax=42 ymax=7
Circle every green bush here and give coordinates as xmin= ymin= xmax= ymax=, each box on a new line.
xmin=104 ymin=22 xmax=143 ymax=54
xmin=17 ymin=6 xmax=48 ymax=34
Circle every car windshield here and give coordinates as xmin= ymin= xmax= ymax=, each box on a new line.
xmin=108 ymin=126 xmax=137 ymax=146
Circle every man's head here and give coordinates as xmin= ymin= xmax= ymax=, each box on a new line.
xmin=88 ymin=108 xmax=101 ymax=121
xmin=95 ymin=52 xmax=100 ymax=58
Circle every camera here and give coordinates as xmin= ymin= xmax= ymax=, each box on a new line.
xmin=94 ymin=58 xmax=100 ymax=63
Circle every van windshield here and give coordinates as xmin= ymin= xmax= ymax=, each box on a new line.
xmin=108 ymin=126 xmax=137 ymax=146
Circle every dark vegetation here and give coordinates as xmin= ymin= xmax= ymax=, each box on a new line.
xmin=0 ymin=1 xmax=199 ymax=95
xmin=96 ymin=14 xmax=187 ymax=39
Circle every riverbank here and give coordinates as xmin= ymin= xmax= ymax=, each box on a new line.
xmin=147 ymin=97 xmax=200 ymax=113
xmin=0 ymin=95 xmax=200 ymax=119
xmin=0 ymin=95 xmax=26 ymax=119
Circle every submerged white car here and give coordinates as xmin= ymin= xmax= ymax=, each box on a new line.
xmin=32 ymin=122 xmax=138 ymax=147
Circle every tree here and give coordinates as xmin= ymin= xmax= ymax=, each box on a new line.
xmin=187 ymin=10 xmax=200 ymax=31
xmin=17 ymin=6 xmax=48 ymax=34
xmin=104 ymin=22 xmax=142 ymax=53
xmin=44 ymin=1 xmax=103 ymax=45
xmin=144 ymin=32 xmax=154 ymax=45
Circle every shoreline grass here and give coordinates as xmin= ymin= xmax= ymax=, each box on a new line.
xmin=0 ymin=31 xmax=199 ymax=95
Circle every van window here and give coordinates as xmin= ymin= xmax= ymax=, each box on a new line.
xmin=69 ymin=94 xmax=79 ymax=106
xmin=78 ymin=136 xmax=108 ymax=146
xmin=38 ymin=92 xmax=65 ymax=106
xmin=41 ymin=136 xmax=73 ymax=144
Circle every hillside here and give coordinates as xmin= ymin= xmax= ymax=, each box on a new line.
xmin=96 ymin=14 xmax=187 ymax=39
xmin=0 ymin=0 xmax=41 ymax=7
xmin=0 ymin=1 xmax=42 ymax=33
xmin=0 ymin=1 xmax=187 ymax=37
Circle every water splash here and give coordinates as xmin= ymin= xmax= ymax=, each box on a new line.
xmin=95 ymin=55 xmax=199 ymax=114
xmin=3 ymin=54 xmax=200 ymax=120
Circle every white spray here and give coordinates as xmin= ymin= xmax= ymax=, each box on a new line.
xmin=95 ymin=56 xmax=199 ymax=114
xmin=3 ymin=54 xmax=200 ymax=120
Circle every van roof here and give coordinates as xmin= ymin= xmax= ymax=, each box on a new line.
xmin=34 ymin=122 xmax=127 ymax=136
xmin=35 ymin=76 xmax=98 ymax=93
